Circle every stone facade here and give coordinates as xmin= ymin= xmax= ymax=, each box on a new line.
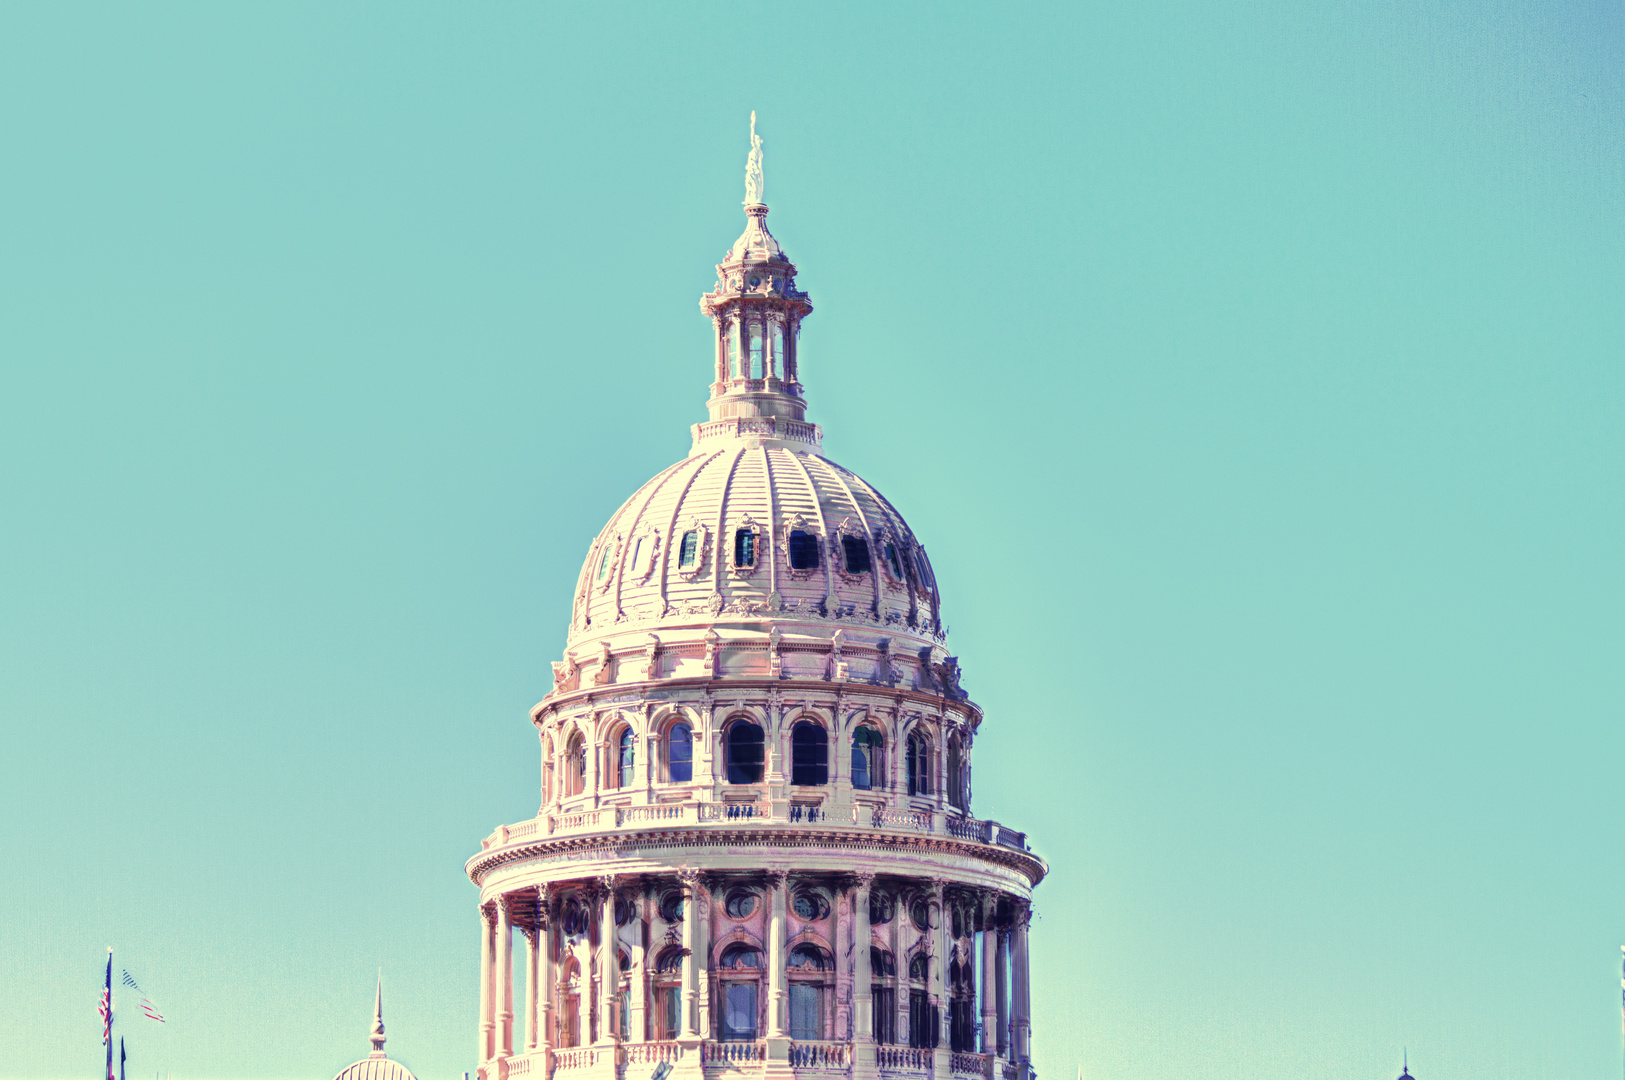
xmin=466 ymin=131 xmax=1044 ymax=1080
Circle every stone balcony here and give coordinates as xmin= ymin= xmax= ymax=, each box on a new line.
xmin=476 ymin=802 xmax=1030 ymax=853
xmin=487 ymin=1042 xmax=1017 ymax=1080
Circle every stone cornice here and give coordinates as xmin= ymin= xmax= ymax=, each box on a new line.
xmin=466 ymin=825 xmax=1047 ymax=890
xmin=533 ymin=675 xmax=984 ymax=731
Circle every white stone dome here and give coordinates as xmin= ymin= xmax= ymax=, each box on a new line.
xmin=568 ymin=437 xmax=943 ymax=650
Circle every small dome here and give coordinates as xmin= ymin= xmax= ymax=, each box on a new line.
xmin=568 ymin=442 xmax=943 ymax=647
xmin=331 ymin=979 xmax=417 ymax=1080
xmin=332 ymin=1057 xmax=418 ymax=1080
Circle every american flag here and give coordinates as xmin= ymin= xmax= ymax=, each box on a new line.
xmin=121 ymin=970 xmax=165 ymax=1023
xmin=99 ymin=953 xmax=113 ymax=1045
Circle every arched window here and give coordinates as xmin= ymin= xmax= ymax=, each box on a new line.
xmin=595 ymin=545 xmax=614 ymax=583
xmin=720 ymin=944 xmax=761 ymax=969
xmin=727 ymin=721 xmax=764 ymax=784
xmin=791 ymin=721 xmax=828 ymax=786
xmin=734 ymin=529 xmax=756 ymax=568
xmin=666 ymin=721 xmax=693 ymax=784
xmin=869 ymin=891 xmax=896 ymax=926
xmin=616 ymin=728 xmax=635 ymax=789
xmin=725 ymin=890 xmax=757 ymax=919
xmin=678 ymin=530 xmax=700 ymax=569
xmin=565 ymin=733 xmax=586 ymax=797
xmin=871 ymin=946 xmax=898 ymax=1044
xmin=870 ymin=947 xmax=896 ymax=977
xmin=788 ymin=944 xmax=833 ymax=970
xmin=749 ymin=322 xmax=764 ymax=379
xmin=560 ymin=958 xmax=582 ymax=1047
xmin=909 ymin=954 xmax=929 ymax=981
xmin=906 ymin=732 xmax=931 ymax=797
xmin=718 ymin=944 xmax=761 ymax=1041
xmin=851 ymin=726 xmax=884 ymax=790
xmin=947 ymin=736 xmax=965 ymax=810
xmin=659 ymin=891 xmax=684 ymax=924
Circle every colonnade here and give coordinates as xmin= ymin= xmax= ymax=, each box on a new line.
xmin=475 ymin=874 xmax=1033 ymax=1076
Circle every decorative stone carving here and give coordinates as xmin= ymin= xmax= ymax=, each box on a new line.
xmin=590 ymin=640 xmax=614 ymax=686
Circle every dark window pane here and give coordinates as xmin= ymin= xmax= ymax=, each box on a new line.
xmin=679 ymin=531 xmax=700 ymax=568
xmin=734 ymin=529 xmax=755 ymax=567
xmin=667 ymin=723 xmax=692 ymax=783
xmin=722 ymin=982 xmax=758 ymax=1040
xmin=885 ymin=543 xmax=903 ymax=579
xmin=727 ymin=723 xmax=764 ymax=784
xmin=789 ymin=984 xmax=821 ymax=1040
xmin=842 ymin=535 xmax=872 ymax=574
xmin=788 ymin=530 xmax=819 ymax=570
xmin=791 ymin=721 xmax=828 ymax=786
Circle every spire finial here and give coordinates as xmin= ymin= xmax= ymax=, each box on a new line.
xmin=744 ymin=111 xmax=764 ymax=206
xmin=369 ymin=972 xmax=386 ymax=1056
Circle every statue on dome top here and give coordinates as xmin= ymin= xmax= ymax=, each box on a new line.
xmin=744 ymin=111 xmax=764 ymax=206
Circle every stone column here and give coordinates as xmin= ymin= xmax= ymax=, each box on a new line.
xmin=979 ymin=896 xmax=998 ymax=1057
xmin=525 ymin=926 xmax=539 ymax=1052
xmin=995 ymin=928 xmax=1009 ymax=1059
xmin=540 ymin=892 xmax=555 ymax=1055
xmin=852 ymin=874 xmax=877 ymax=1080
xmin=1012 ymin=907 xmax=1031 ymax=1076
xmin=497 ymin=896 xmax=514 ymax=1060
xmin=833 ymin=882 xmax=849 ymax=1039
xmin=767 ymin=874 xmax=788 ymax=1038
xmin=679 ymin=872 xmax=700 ymax=1038
xmin=629 ymin=889 xmax=648 ymax=1042
xmin=598 ymin=878 xmax=620 ymax=1043
xmin=931 ymin=883 xmax=951 ymax=1074
xmin=479 ymin=903 xmax=495 ymax=1066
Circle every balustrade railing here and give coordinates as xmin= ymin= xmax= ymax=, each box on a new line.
xmin=625 ymin=1041 xmax=685 ymax=1065
xmin=788 ymin=1041 xmax=853 ymax=1068
xmin=878 ymin=1046 xmax=933 ymax=1072
xmin=504 ymin=1056 xmax=531 ymax=1076
xmin=950 ymin=1053 xmax=993 ymax=1078
xmin=702 ymin=1039 xmax=766 ymax=1065
xmin=552 ymin=1047 xmax=598 ymax=1071
xmin=478 ymin=800 xmax=1031 ymax=856
xmin=872 ymin=808 xmax=933 ymax=832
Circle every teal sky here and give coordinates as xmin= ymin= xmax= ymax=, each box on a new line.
xmin=1 ymin=3 xmax=1620 ymax=1079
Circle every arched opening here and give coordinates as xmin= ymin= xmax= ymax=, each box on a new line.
xmin=653 ymin=947 xmax=684 ymax=1039
xmin=726 ymin=721 xmax=765 ymax=785
xmin=871 ymin=946 xmax=898 ymax=1044
xmin=788 ymin=944 xmax=834 ymax=1040
xmin=906 ymin=732 xmax=931 ymax=797
xmin=851 ymin=726 xmax=884 ymax=791
xmin=559 ymin=957 xmax=582 ymax=1047
xmin=717 ymin=944 xmax=761 ymax=1041
xmin=565 ymin=733 xmax=586 ymax=797
xmin=615 ymin=727 xmax=635 ymax=789
xmin=947 ymin=736 xmax=965 ymax=811
xmin=666 ymin=721 xmax=693 ymax=783
xmin=790 ymin=721 xmax=828 ymax=786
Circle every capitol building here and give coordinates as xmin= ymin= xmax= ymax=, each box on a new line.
xmin=455 ymin=122 xmax=1045 ymax=1080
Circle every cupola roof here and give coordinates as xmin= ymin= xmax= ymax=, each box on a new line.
xmin=330 ymin=978 xmax=417 ymax=1080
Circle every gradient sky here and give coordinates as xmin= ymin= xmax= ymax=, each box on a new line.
xmin=1 ymin=3 xmax=1620 ymax=1080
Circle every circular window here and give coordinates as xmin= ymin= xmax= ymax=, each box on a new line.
xmin=793 ymin=892 xmax=829 ymax=921
xmin=659 ymin=891 xmax=684 ymax=924
xmin=909 ymin=898 xmax=931 ymax=932
xmin=615 ymin=895 xmax=635 ymax=926
xmin=748 ymin=274 xmax=761 ymax=288
xmin=725 ymin=890 xmax=757 ymax=919
xmin=869 ymin=891 xmax=895 ymax=926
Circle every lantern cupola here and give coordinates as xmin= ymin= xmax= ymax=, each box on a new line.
xmin=698 ymin=113 xmax=814 ymax=434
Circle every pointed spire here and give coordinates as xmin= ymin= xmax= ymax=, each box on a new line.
xmin=368 ymin=972 xmax=387 ymax=1057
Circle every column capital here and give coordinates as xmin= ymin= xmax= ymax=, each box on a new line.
xmin=851 ymin=871 xmax=876 ymax=891
xmin=762 ymin=870 xmax=787 ymax=888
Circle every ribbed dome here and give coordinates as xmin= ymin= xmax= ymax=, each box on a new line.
xmin=568 ymin=441 xmax=943 ymax=648
xmin=332 ymin=1056 xmax=418 ymax=1080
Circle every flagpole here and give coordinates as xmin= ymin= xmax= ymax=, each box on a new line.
xmin=105 ymin=949 xmax=114 ymax=1080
